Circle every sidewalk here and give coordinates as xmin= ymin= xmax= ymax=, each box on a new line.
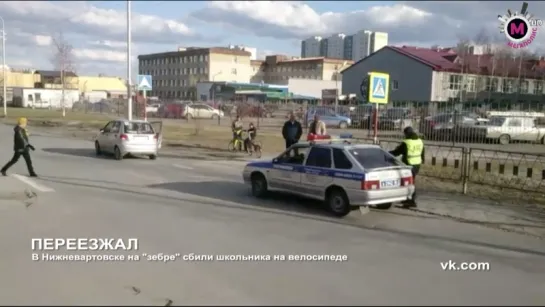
xmin=415 ymin=191 xmax=545 ymax=238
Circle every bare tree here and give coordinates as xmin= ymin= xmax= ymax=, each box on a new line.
xmin=472 ymin=28 xmax=491 ymax=100
xmin=51 ymin=31 xmax=76 ymax=117
xmin=455 ymin=35 xmax=471 ymax=104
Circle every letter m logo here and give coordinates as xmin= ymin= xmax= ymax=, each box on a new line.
xmin=510 ymin=22 xmax=525 ymax=35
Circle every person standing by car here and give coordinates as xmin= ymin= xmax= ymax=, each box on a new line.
xmin=282 ymin=112 xmax=302 ymax=149
xmin=309 ymin=114 xmax=327 ymax=135
xmin=1 ymin=117 xmax=38 ymax=177
xmin=231 ymin=115 xmax=244 ymax=142
xmin=389 ymin=126 xmax=424 ymax=208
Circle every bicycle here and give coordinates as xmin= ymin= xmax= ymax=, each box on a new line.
xmin=228 ymin=129 xmax=245 ymax=152
xmin=247 ymin=138 xmax=262 ymax=158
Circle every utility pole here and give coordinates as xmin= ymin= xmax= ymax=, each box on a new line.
xmin=61 ymin=48 xmax=65 ymax=117
xmin=1 ymin=16 xmax=6 ymax=117
xmin=127 ymin=0 xmax=132 ymax=120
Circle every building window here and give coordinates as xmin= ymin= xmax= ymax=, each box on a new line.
xmin=520 ymin=80 xmax=529 ymax=94
xmin=204 ymin=55 xmax=208 ymax=62
xmin=534 ymin=81 xmax=543 ymax=94
xmin=448 ymin=74 xmax=462 ymax=90
xmin=466 ymin=77 xmax=476 ymax=92
xmin=501 ymin=78 xmax=514 ymax=93
xmin=485 ymin=77 xmax=498 ymax=92
xmin=392 ymin=80 xmax=399 ymax=91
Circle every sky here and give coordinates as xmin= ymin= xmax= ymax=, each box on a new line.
xmin=1 ymin=1 xmax=544 ymax=81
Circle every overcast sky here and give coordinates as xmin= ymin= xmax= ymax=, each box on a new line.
xmin=1 ymin=1 xmax=544 ymax=80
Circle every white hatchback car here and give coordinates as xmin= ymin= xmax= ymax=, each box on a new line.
xmin=95 ymin=119 xmax=163 ymax=160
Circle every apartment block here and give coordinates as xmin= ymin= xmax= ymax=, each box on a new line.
xmin=325 ymin=34 xmax=346 ymax=59
xmin=249 ymin=55 xmax=354 ymax=85
xmin=301 ymin=36 xmax=323 ymax=58
xmin=138 ymin=47 xmax=252 ymax=99
xmin=301 ymin=30 xmax=389 ymax=62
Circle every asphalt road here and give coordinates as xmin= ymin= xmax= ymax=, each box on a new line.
xmin=0 ymin=126 xmax=544 ymax=305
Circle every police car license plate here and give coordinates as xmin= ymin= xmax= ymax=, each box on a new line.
xmin=380 ymin=179 xmax=400 ymax=188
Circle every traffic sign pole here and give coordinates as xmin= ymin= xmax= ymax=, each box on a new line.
xmin=143 ymin=90 xmax=147 ymax=121
xmin=367 ymin=72 xmax=390 ymax=144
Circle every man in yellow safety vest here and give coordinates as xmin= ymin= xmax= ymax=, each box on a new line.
xmin=389 ymin=126 xmax=424 ymax=208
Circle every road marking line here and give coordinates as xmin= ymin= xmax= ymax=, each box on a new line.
xmin=173 ymin=164 xmax=194 ymax=170
xmin=11 ymin=174 xmax=55 ymax=192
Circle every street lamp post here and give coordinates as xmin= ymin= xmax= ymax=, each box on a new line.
xmin=211 ymin=71 xmax=222 ymax=125
xmin=1 ymin=16 xmax=6 ymax=117
xmin=126 ymin=1 xmax=132 ymax=120
xmin=334 ymin=61 xmax=348 ymax=114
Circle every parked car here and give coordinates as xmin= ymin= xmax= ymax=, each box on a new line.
xmin=419 ymin=112 xmax=484 ymax=141
xmin=159 ymin=102 xmax=188 ymax=118
xmin=483 ymin=116 xmax=545 ymax=144
xmin=378 ymin=108 xmax=412 ymax=131
xmin=305 ymin=107 xmax=352 ymax=129
xmin=349 ymin=105 xmax=375 ymax=128
xmin=145 ymin=103 xmax=161 ymax=114
xmin=185 ymin=103 xmax=224 ymax=119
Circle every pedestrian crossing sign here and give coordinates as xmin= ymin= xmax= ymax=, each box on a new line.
xmin=137 ymin=75 xmax=153 ymax=91
xmin=368 ymin=72 xmax=389 ymax=104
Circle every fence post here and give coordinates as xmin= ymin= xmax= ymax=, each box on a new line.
xmin=462 ymin=147 xmax=471 ymax=194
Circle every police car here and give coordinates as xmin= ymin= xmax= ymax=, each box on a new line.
xmin=242 ymin=134 xmax=415 ymax=217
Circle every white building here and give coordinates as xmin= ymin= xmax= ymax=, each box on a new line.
xmin=227 ymin=45 xmax=257 ymax=60
xmin=301 ymin=36 xmax=323 ymax=58
xmin=326 ymin=33 xmax=346 ymax=59
xmin=370 ymin=32 xmax=388 ymax=55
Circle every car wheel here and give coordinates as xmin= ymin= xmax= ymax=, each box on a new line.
xmin=94 ymin=141 xmax=102 ymax=156
xmin=149 ymin=154 xmax=157 ymax=160
xmin=499 ymin=134 xmax=510 ymax=145
xmin=339 ymin=121 xmax=348 ymax=129
xmin=114 ymin=146 xmax=123 ymax=160
xmin=375 ymin=203 xmax=392 ymax=210
xmin=251 ymin=173 xmax=268 ymax=198
xmin=326 ymin=187 xmax=350 ymax=217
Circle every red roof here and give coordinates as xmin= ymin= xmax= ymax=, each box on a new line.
xmin=388 ymin=46 xmax=545 ymax=79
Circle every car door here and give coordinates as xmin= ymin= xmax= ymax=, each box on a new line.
xmin=109 ymin=121 xmax=122 ymax=151
xmin=521 ymin=117 xmax=538 ymax=141
xmin=301 ymin=146 xmax=334 ymax=198
xmin=193 ymin=105 xmax=207 ymax=118
xmin=97 ymin=121 xmax=115 ymax=153
xmin=150 ymin=121 xmax=163 ymax=149
xmin=320 ymin=108 xmax=336 ymax=127
xmin=506 ymin=117 xmax=523 ymax=141
xmin=269 ymin=145 xmax=309 ymax=191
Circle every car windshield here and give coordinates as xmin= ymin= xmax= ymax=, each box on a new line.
xmin=486 ymin=117 xmax=506 ymax=126
xmin=347 ymin=148 xmax=403 ymax=169
xmin=124 ymin=122 xmax=155 ymax=134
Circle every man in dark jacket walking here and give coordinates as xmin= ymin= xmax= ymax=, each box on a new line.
xmin=1 ymin=117 xmax=37 ymax=177
xmin=282 ymin=112 xmax=303 ymax=149
xmin=389 ymin=126 xmax=424 ymax=208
